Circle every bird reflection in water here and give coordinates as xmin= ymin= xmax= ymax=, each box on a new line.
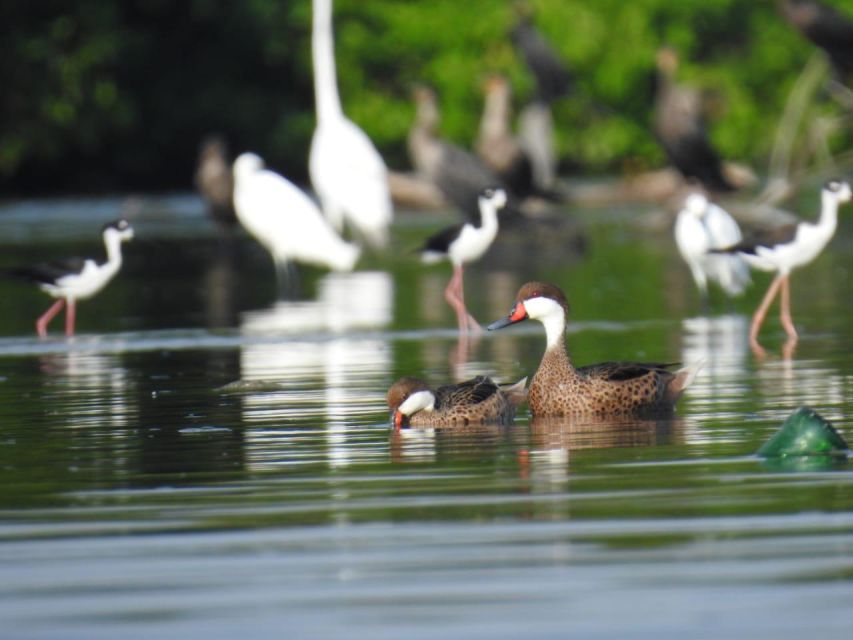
xmin=38 ymin=348 xmax=134 ymax=431
xmin=238 ymin=272 xmax=392 ymax=471
xmin=528 ymin=414 xmax=682 ymax=451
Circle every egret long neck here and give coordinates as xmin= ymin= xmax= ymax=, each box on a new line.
xmin=312 ymin=0 xmax=343 ymax=123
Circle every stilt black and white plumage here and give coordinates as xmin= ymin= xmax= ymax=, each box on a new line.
xmin=420 ymin=187 xmax=507 ymax=333
xmin=6 ymin=219 xmax=134 ymax=337
xmin=714 ymin=179 xmax=851 ymax=344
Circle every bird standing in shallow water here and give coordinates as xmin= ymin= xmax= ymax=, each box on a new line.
xmin=714 ymin=179 xmax=851 ymax=348
xmin=675 ymin=192 xmax=751 ymax=305
xmin=420 ymin=187 xmax=507 ymax=333
xmin=232 ymin=152 xmax=360 ymax=278
xmin=386 ymin=375 xmax=527 ymax=430
xmin=654 ymin=47 xmax=736 ymax=193
xmin=309 ymin=0 xmax=392 ymax=248
xmin=6 ymin=219 xmax=134 ymax=337
xmin=488 ymin=282 xmax=700 ymax=417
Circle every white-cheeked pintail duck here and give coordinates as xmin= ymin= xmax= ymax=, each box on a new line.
xmin=488 ymin=282 xmax=700 ymax=417
xmin=386 ymin=375 xmax=527 ymax=429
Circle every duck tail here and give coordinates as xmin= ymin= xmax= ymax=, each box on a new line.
xmin=501 ymin=377 xmax=529 ymax=408
xmin=666 ymin=360 xmax=704 ymax=401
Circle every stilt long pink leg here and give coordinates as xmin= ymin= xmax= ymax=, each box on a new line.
xmin=749 ymin=274 xmax=784 ymax=343
xmin=65 ymin=298 xmax=76 ymax=337
xmin=36 ymin=299 xmax=65 ymax=338
xmin=778 ymin=275 xmax=797 ymax=339
xmin=454 ymin=265 xmax=482 ymax=334
xmin=444 ymin=266 xmax=468 ymax=333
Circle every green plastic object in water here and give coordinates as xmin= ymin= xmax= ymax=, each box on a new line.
xmin=757 ymin=407 xmax=849 ymax=458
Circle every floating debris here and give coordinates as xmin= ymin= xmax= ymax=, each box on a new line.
xmin=216 ymin=379 xmax=287 ymax=393
xmin=757 ymin=407 xmax=849 ymax=458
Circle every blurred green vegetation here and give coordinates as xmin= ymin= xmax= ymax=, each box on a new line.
xmin=0 ymin=0 xmax=848 ymax=195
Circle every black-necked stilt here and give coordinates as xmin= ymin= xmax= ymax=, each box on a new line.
xmin=675 ymin=192 xmax=751 ymax=303
xmin=487 ymin=281 xmax=701 ymax=417
xmin=308 ymin=0 xmax=392 ymax=249
xmin=654 ymin=47 xmax=736 ymax=193
xmin=421 ymin=187 xmax=507 ymax=333
xmin=716 ymin=179 xmax=851 ymax=344
xmin=232 ymin=152 xmax=360 ymax=275
xmin=7 ymin=219 xmax=134 ymax=337
xmin=194 ymin=135 xmax=236 ymax=232
xmin=386 ymin=375 xmax=527 ymax=430
xmin=408 ymin=86 xmax=513 ymax=221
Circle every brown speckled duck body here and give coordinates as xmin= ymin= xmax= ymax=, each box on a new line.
xmin=488 ymin=282 xmax=699 ymax=417
xmin=386 ymin=375 xmax=527 ymax=429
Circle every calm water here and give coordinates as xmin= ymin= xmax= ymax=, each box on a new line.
xmin=0 ymin=191 xmax=852 ymax=639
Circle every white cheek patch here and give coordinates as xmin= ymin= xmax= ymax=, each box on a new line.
xmin=523 ymin=296 xmax=567 ymax=349
xmin=522 ymin=296 xmax=563 ymax=320
xmin=398 ymin=390 xmax=436 ymax=416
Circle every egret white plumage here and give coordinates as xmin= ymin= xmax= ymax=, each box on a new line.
xmin=420 ymin=187 xmax=507 ymax=333
xmin=675 ymin=193 xmax=751 ymax=302
xmin=6 ymin=219 xmax=134 ymax=337
xmin=232 ymin=153 xmax=360 ymax=275
xmin=308 ymin=0 xmax=393 ymax=248
xmin=715 ymin=179 xmax=851 ymax=344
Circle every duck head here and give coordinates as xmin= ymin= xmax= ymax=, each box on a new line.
xmin=386 ymin=377 xmax=435 ymax=430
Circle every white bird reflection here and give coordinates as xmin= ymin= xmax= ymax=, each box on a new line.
xmin=238 ymin=272 xmax=392 ymax=471
xmin=680 ymin=314 xmax=750 ymax=443
xmin=39 ymin=348 xmax=134 ymax=431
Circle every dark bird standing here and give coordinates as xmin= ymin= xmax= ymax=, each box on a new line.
xmin=654 ymin=48 xmax=736 ymax=192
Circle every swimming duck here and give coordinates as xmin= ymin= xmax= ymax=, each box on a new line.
xmin=488 ymin=282 xmax=699 ymax=417
xmin=386 ymin=375 xmax=527 ymax=429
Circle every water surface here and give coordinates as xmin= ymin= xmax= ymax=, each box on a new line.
xmin=0 ymin=193 xmax=851 ymax=639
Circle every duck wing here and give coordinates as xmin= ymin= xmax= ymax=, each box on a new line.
xmin=435 ymin=376 xmax=499 ymax=408
xmin=576 ymin=361 xmax=679 ymax=382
